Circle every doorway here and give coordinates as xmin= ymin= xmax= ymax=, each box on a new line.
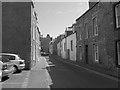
xmin=85 ymin=45 xmax=88 ymax=64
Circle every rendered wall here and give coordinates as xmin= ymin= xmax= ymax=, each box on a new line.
xmin=67 ymin=33 xmax=76 ymax=61
xmin=2 ymin=2 xmax=31 ymax=69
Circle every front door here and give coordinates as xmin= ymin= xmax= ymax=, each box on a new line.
xmin=85 ymin=45 xmax=88 ymax=64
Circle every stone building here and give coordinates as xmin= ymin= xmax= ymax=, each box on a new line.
xmin=76 ymin=1 xmax=120 ymax=72
xmin=0 ymin=0 xmax=41 ymax=69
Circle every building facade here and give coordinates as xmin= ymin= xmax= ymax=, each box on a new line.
xmin=66 ymin=32 xmax=76 ymax=61
xmin=1 ymin=0 xmax=41 ymax=70
xmin=56 ymin=25 xmax=76 ymax=61
xmin=41 ymin=34 xmax=52 ymax=54
xmin=76 ymin=1 xmax=120 ymax=71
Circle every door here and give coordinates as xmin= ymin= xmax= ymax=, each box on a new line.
xmin=67 ymin=49 xmax=70 ymax=60
xmin=85 ymin=45 xmax=88 ymax=64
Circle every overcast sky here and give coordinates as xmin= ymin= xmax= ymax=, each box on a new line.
xmin=34 ymin=0 xmax=89 ymax=38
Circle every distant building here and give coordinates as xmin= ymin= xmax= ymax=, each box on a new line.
xmin=56 ymin=24 xmax=77 ymax=61
xmin=41 ymin=34 xmax=52 ymax=53
xmin=66 ymin=32 xmax=76 ymax=61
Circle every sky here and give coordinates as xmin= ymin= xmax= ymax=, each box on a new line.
xmin=34 ymin=0 xmax=89 ymax=38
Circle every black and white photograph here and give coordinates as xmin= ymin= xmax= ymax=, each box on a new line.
xmin=0 ymin=0 xmax=120 ymax=89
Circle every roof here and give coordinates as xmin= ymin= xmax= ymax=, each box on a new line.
xmin=76 ymin=2 xmax=99 ymax=21
xmin=0 ymin=53 xmax=19 ymax=57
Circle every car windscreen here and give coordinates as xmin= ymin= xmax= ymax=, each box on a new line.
xmin=2 ymin=55 xmax=15 ymax=60
xmin=0 ymin=56 xmax=10 ymax=63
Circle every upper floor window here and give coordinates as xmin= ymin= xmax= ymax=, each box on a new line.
xmin=115 ymin=3 xmax=120 ymax=28
xmin=93 ymin=16 xmax=98 ymax=36
xmin=79 ymin=26 xmax=82 ymax=40
xmin=85 ymin=23 xmax=88 ymax=39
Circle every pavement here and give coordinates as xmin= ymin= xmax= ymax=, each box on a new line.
xmin=21 ymin=56 xmax=53 ymax=88
xmin=0 ymin=56 xmax=53 ymax=89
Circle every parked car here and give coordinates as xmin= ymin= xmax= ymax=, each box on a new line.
xmin=0 ymin=53 xmax=25 ymax=73
xmin=41 ymin=52 xmax=49 ymax=56
xmin=0 ymin=56 xmax=15 ymax=78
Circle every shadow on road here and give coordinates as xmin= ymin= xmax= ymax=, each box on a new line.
xmin=2 ymin=76 xmax=9 ymax=82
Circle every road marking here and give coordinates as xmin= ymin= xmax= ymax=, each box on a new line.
xmin=21 ymin=71 xmax=30 ymax=88
xmin=61 ymin=60 xmax=119 ymax=82
xmin=12 ymin=74 xmax=22 ymax=76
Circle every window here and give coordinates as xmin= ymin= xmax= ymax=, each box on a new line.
xmin=115 ymin=3 xmax=120 ymax=28
xmin=0 ymin=56 xmax=10 ymax=63
xmin=71 ymin=40 xmax=73 ymax=51
xmin=3 ymin=55 xmax=15 ymax=60
xmin=79 ymin=26 xmax=82 ymax=40
xmin=93 ymin=43 xmax=99 ymax=62
xmin=85 ymin=23 xmax=88 ymax=39
xmin=79 ymin=46 xmax=82 ymax=60
xmin=117 ymin=41 xmax=120 ymax=66
xmin=93 ymin=16 xmax=98 ymax=36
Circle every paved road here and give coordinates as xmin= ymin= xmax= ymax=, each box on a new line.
xmin=0 ymin=56 xmax=52 ymax=89
xmin=49 ymin=56 xmax=119 ymax=88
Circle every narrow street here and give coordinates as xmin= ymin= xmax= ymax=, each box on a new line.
xmin=0 ymin=55 xmax=119 ymax=89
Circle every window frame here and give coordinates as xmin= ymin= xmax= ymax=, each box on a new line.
xmin=79 ymin=25 xmax=82 ymax=40
xmin=116 ymin=41 xmax=120 ymax=67
xmin=85 ymin=23 xmax=88 ymax=39
xmin=93 ymin=43 xmax=99 ymax=63
xmin=92 ymin=16 xmax=98 ymax=36
xmin=115 ymin=3 xmax=120 ymax=28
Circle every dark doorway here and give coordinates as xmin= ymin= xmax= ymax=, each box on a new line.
xmin=85 ymin=45 xmax=88 ymax=64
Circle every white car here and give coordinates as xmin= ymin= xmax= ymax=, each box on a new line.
xmin=0 ymin=56 xmax=15 ymax=78
xmin=0 ymin=53 xmax=25 ymax=73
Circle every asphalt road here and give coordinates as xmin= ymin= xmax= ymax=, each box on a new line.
xmin=48 ymin=56 xmax=119 ymax=88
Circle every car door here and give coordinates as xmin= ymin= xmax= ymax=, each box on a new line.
xmin=2 ymin=56 xmax=14 ymax=75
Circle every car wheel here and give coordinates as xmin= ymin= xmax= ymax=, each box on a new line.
xmin=13 ymin=66 xmax=18 ymax=73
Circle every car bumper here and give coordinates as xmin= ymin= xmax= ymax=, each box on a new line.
xmin=18 ymin=64 xmax=25 ymax=70
xmin=2 ymin=68 xmax=14 ymax=77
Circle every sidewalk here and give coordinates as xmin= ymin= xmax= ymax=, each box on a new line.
xmin=21 ymin=56 xmax=52 ymax=88
xmin=50 ymin=55 xmax=120 ymax=81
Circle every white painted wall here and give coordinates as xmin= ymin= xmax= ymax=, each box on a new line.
xmin=66 ymin=33 xmax=76 ymax=61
